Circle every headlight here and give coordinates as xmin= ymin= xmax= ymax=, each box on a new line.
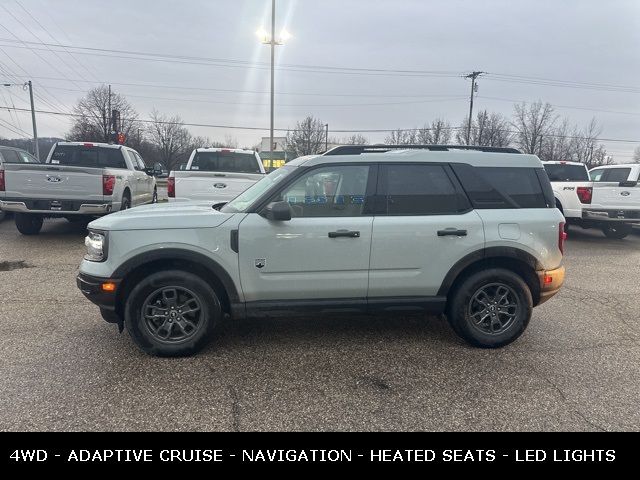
xmin=84 ymin=231 xmax=106 ymax=262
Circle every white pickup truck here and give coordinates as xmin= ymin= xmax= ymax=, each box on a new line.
xmin=581 ymin=164 xmax=640 ymax=239
xmin=542 ymin=161 xmax=592 ymax=224
xmin=0 ymin=141 xmax=157 ymax=235
xmin=168 ymin=148 xmax=265 ymax=204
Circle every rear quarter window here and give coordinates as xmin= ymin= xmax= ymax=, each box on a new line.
xmin=451 ymin=164 xmax=551 ymax=209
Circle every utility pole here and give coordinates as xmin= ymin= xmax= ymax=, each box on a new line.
xmin=269 ymin=0 xmax=275 ymax=164
xmin=325 ymin=123 xmax=329 ymax=151
xmin=107 ymin=84 xmax=112 ymax=143
xmin=27 ymin=81 xmax=39 ymax=161
xmin=464 ymin=71 xmax=484 ymax=145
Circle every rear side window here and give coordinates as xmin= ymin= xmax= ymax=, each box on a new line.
xmin=0 ymin=149 xmax=20 ymax=163
xmin=190 ymin=151 xmax=261 ymax=173
xmin=382 ymin=164 xmax=470 ymax=215
xmin=602 ymin=168 xmax=631 ymax=183
xmin=543 ymin=163 xmax=589 ymax=181
xmin=452 ymin=164 xmax=550 ymax=209
xmin=50 ymin=145 xmax=126 ymax=169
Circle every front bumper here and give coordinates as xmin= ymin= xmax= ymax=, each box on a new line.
xmin=0 ymin=199 xmax=112 ymax=215
xmin=583 ymin=209 xmax=640 ymax=223
xmin=537 ymin=266 xmax=565 ymax=305
xmin=76 ymin=272 xmax=121 ymax=315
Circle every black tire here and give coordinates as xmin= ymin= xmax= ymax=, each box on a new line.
xmin=151 ymin=188 xmax=158 ymax=204
xmin=121 ymin=193 xmax=131 ymax=211
xmin=124 ymin=270 xmax=220 ymax=356
xmin=15 ymin=213 xmax=43 ymax=235
xmin=65 ymin=215 xmax=91 ymax=227
xmin=0 ymin=211 xmax=6 ymax=222
xmin=446 ymin=268 xmax=532 ymax=348
xmin=601 ymin=224 xmax=631 ymax=239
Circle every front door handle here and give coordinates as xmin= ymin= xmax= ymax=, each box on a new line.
xmin=437 ymin=228 xmax=467 ymax=237
xmin=328 ymin=229 xmax=360 ymax=238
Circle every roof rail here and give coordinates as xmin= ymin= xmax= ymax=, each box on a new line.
xmin=323 ymin=144 xmax=522 ymax=155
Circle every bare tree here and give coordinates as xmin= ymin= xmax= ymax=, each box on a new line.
xmin=456 ymin=111 xmax=512 ymax=147
xmin=384 ymin=128 xmax=416 ymax=144
xmin=416 ymin=118 xmax=452 ymax=144
xmin=340 ymin=134 xmax=369 ymax=145
xmin=540 ymin=118 xmax=572 ymax=162
xmin=285 ymin=116 xmax=327 ymax=157
xmin=512 ymin=101 xmax=556 ymax=155
xmin=68 ymin=85 xmax=138 ymax=142
xmin=146 ymin=109 xmax=192 ymax=172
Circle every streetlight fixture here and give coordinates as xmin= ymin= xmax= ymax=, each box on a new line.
xmin=256 ymin=0 xmax=291 ymax=167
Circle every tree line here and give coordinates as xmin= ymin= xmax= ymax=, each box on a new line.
xmin=1 ymin=85 xmax=632 ymax=169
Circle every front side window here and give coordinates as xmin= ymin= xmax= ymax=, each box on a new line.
xmin=383 ymin=164 xmax=468 ymax=215
xmin=17 ymin=150 xmax=39 ymax=163
xmin=276 ymin=165 xmax=371 ymax=217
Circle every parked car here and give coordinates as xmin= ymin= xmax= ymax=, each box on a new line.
xmin=168 ymin=148 xmax=265 ymax=204
xmin=0 ymin=146 xmax=40 ymax=222
xmin=542 ymin=161 xmax=592 ymax=228
xmin=0 ymin=141 xmax=157 ymax=235
xmin=581 ymin=163 xmax=640 ymax=239
xmin=77 ymin=145 xmax=565 ymax=356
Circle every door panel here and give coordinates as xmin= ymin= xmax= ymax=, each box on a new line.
xmin=368 ymin=211 xmax=485 ymax=297
xmin=238 ymin=214 xmax=373 ymax=301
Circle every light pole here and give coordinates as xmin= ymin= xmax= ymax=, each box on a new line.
xmin=257 ymin=1 xmax=290 ymax=166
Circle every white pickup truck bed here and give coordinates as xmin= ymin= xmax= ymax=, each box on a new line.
xmin=169 ymin=148 xmax=265 ymax=204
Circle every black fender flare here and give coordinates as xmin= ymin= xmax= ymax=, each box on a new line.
xmin=112 ymin=248 xmax=240 ymax=304
xmin=437 ymin=247 xmax=542 ymax=297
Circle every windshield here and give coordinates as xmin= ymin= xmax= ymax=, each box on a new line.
xmin=190 ymin=151 xmax=262 ymax=173
xmin=543 ymin=163 xmax=589 ymax=182
xmin=221 ymin=165 xmax=297 ymax=213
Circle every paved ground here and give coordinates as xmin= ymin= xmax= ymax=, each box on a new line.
xmin=0 ymin=217 xmax=638 ymax=431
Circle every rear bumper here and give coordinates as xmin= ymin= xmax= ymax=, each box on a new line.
xmin=537 ymin=266 xmax=565 ymax=305
xmin=583 ymin=209 xmax=640 ymax=223
xmin=76 ymin=272 xmax=121 ymax=312
xmin=0 ymin=199 xmax=112 ymax=215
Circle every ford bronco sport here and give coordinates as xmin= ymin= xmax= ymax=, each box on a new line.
xmin=77 ymin=145 xmax=566 ymax=356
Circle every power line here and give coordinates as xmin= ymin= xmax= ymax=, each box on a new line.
xmin=476 ymin=95 xmax=640 ymax=117
xmin=3 ymin=104 xmax=640 ymax=143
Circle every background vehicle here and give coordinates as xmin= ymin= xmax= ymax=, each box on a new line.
xmin=168 ymin=147 xmax=265 ymax=203
xmin=78 ymin=145 xmax=565 ymax=356
xmin=0 ymin=142 xmax=157 ymax=235
xmin=0 ymin=146 xmax=39 ymax=222
xmin=580 ymin=164 xmax=640 ymax=239
xmin=542 ymin=161 xmax=591 ymax=226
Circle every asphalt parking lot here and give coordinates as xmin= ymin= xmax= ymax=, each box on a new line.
xmin=0 ymin=217 xmax=638 ymax=432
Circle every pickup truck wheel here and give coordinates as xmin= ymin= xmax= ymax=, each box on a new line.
xmin=447 ymin=268 xmax=532 ymax=348
xmin=121 ymin=195 xmax=131 ymax=211
xmin=0 ymin=211 xmax=5 ymax=222
xmin=602 ymin=224 xmax=632 ymax=239
xmin=15 ymin=213 xmax=43 ymax=235
xmin=152 ymin=188 xmax=158 ymax=203
xmin=124 ymin=270 xmax=220 ymax=356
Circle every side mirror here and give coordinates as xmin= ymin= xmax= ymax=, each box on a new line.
xmin=261 ymin=201 xmax=292 ymax=221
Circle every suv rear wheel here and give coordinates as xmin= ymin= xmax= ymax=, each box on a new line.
xmin=15 ymin=213 xmax=43 ymax=235
xmin=124 ymin=270 xmax=220 ymax=356
xmin=447 ymin=268 xmax=532 ymax=348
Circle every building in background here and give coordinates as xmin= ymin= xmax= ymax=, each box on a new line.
xmin=259 ymin=136 xmax=287 ymax=170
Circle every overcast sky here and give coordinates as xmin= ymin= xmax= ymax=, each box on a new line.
xmin=0 ymin=0 xmax=638 ymax=160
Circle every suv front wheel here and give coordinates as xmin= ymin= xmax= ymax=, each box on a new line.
xmin=447 ymin=268 xmax=533 ymax=348
xmin=124 ymin=270 xmax=220 ymax=356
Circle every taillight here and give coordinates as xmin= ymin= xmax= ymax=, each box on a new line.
xmin=559 ymin=222 xmax=567 ymax=254
xmin=168 ymin=176 xmax=175 ymax=197
xmin=0 ymin=169 xmax=5 ymax=191
xmin=102 ymin=175 xmax=115 ymax=196
xmin=576 ymin=186 xmax=592 ymax=204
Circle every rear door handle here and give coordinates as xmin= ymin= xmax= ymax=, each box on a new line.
xmin=437 ymin=228 xmax=467 ymax=237
xmin=328 ymin=229 xmax=360 ymax=238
